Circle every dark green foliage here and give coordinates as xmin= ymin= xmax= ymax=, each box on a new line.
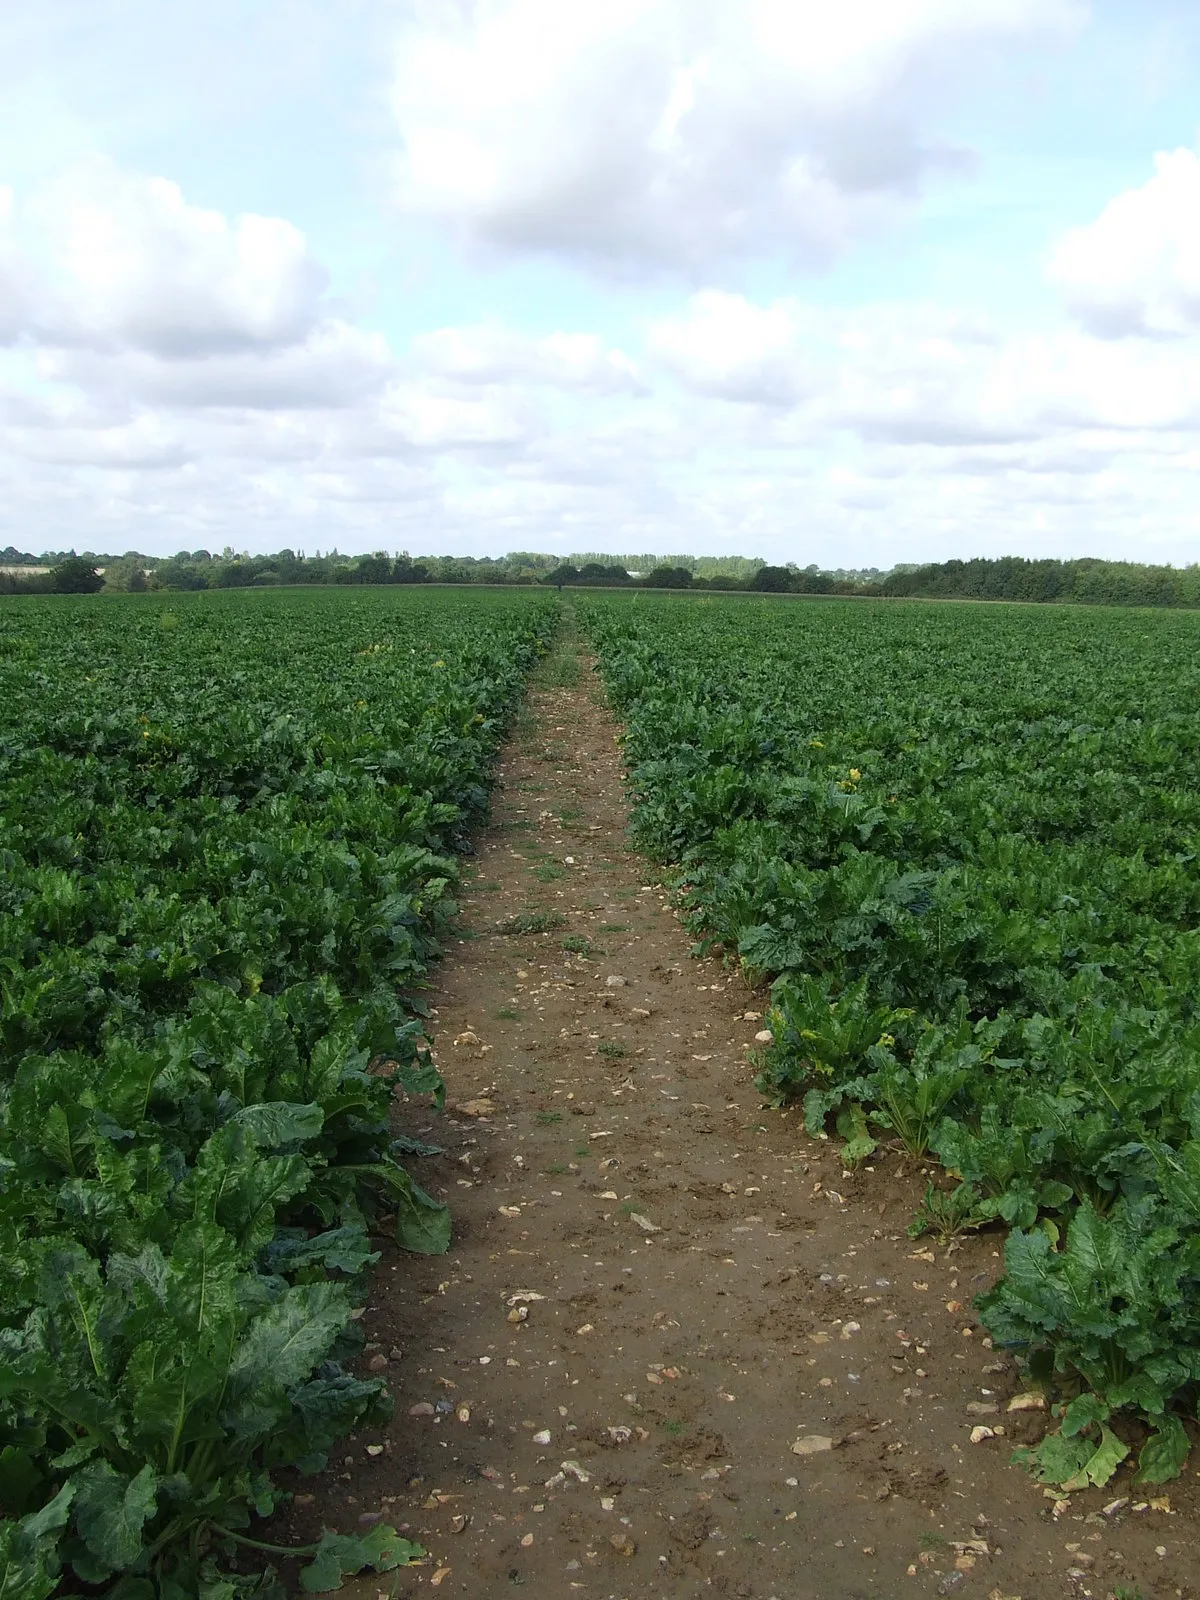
xmin=641 ymin=565 xmax=692 ymax=588
xmin=496 ymin=911 xmax=568 ymax=934
xmin=52 ymin=558 xmax=104 ymax=594
xmin=580 ymin=590 xmax=1200 ymax=1483
xmin=0 ymin=587 xmax=556 ymax=1592
xmin=882 ymin=554 xmax=1200 ymax=607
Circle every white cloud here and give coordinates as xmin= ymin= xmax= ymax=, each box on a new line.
xmin=649 ymin=291 xmax=1200 ymax=443
xmin=31 ymin=158 xmax=328 ymax=355
xmin=0 ymin=184 xmax=30 ymax=343
xmin=45 ymin=320 xmax=391 ymax=411
xmin=14 ymin=412 xmax=191 ymax=470
xmin=412 ymin=322 xmax=642 ymax=392
xmin=379 ymin=382 xmax=531 ymax=450
xmin=1049 ymin=149 xmax=1200 ymax=337
xmin=648 ymin=290 xmax=816 ymax=402
xmin=392 ymin=0 xmax=1082 ymax=273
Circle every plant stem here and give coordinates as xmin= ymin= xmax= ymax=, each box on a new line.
xmin=211 ymin=1524 xmax=319 ymax=1557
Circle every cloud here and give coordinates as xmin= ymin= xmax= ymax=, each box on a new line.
xmin=31 ymin=158 xmax=328 ymax=355
xmin=0 ymin=162 xmax=388 ymax=418
xmin=46 ymin=320 xmax=391 ymax=411
xmin=379 ymin=381 xmax=531 ymax=450
xmin=14 ymin=412 xmax=192 ymax=470
xmin=412 ymin=321 xmax=642 ymax=392
xmin=392 ymin=0 xmax=1082 ymax=274
xmin=1049 ymin=149 xmax=1200 ymax=337
xmin=649 ymin=292 xmax=1200 ymax=443
xmin=0 ymin=185 xmax=31 ymax=343
xmin=648 ymin=290 xmax=816 ymax=402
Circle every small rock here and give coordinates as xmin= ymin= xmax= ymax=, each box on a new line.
xmin=952 ymin=1539 xmax=990 ymax=1557
xmin=937 ymin=1574 xmax=966 ymax=1595
xmin=508 ymin=1306 xmax=529 ymax=1323
xmin=358 ymin=1511 xmax=383 ymax=1527
xmin=561 ymin=1460 xmax=591 ymax=1483
xmin=520 ymin=1532 xmax=534 ymax=1548
xmin=606 ymin=976 xmax=627 ymax=988
xmin=498 ymin=1205 xmax=522 ymax=1219
xmin=457 ymin=1098 xmax=496 ymax=1118
xmin=576 ymin=1323 xmax=595 ymax=1335
xmin=630 ymin=1213 xmax=661 ymax=1233
xmin=1102 ymin=1496 xmax=1129 ymax=1517
xmin=533 ymin=1429 xmax=552 ymax=1445
xmin=450 ymin=1514 xmax=470 ymax=1534
xmin=970 ymin=1425 xmax=996 ymax=1444
xmin=791 ymin=1435 xmax=835 ymax=1456
xmin=755 ymin=1029 xmax=774 ymax=1043
xmin=840 ymin=1321 xmax=861 ymax=1341
xmin=609 ymin=1534 xmax=636 ymax=1557
xmin=631 ymin=1007 xmax=652 ymax=1018
xmin=389 ymin=1346 xmax=404 ymax=1360
xmin=1007 ymin=1392 xmax=1046 ymax=1412
xmin=966 ymin=1402 xmax=999 ymax=1416
xmin=743 ymin=1011 xmax=762 ymax=1021
xmin=367 ymin=1354 xmax=388 ymax=1372
xmin=453 ymin=1030 xmax=482 ymax=1046
xmin=456 ymin=1405 xmax=471 ymax=1423
xmin=409 ymin=1402 xmax=435 ymax=1417
xmin=366 ymin=1444 xmax=385 ymax=1457
xmin=606 ymin=1425 xmax=632 ymax=1445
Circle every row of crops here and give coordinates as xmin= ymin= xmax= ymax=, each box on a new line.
xmin=0 ymin=587 xmax=556 ymax=1597
xmin=581 ymin=592 xmax=1200 ymax=1491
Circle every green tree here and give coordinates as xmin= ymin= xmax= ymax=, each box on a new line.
xmin=642 ymin=565 xmax=692 ymax=588
xmin=52 ymin=557 xmax=104 ymax=594
xmin=749 ymin=565 xmax=794 ymax=592
xmin=544 ymin=563 xmax=580 ymax=590
xmin=101 ymin=555 xmax=148 ymax=593
xmin=354 ymin=552 xmax=394 ymax=585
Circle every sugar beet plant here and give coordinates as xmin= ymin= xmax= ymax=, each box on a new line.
xmin=0 ymin=587 xmax=555 ymax=1596
xmin=581 ymin=592 xmax=1200 ymax=1487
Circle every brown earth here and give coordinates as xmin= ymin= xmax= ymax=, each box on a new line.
xmin=285 ymin=631 xmax=1195 ymax=1600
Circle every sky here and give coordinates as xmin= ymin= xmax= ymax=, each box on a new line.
xmin=3 ymin=2 xmax=1200 ymax=567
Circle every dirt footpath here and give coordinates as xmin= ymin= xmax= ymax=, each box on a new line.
xmin=300 ymin=637 xmax=1190 ymax=1600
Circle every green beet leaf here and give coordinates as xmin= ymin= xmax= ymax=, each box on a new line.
xmin=297 ymin=1524 xmax=422 ymax=1593
xmin=72 ymin=1463 xmax=158 ymax=1575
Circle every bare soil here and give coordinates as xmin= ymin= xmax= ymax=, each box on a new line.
xmin=288 ymin=634 xmax=1195 ymax=1600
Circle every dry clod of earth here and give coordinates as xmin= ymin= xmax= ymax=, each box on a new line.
xmin=286 ymin=635 xmax=1186 ymax=1600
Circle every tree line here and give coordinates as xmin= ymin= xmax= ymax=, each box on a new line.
xmin=4 ymin=546 xmax=1200 ymax=609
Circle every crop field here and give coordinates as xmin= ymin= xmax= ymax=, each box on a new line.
xmin=0 ymin=586 xmax=555 ymax=1595
xmin=5 ymin=579 xmax=1200 ymax=1597
xmin=580 ymin=592 xmax=1200 ymax=1492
